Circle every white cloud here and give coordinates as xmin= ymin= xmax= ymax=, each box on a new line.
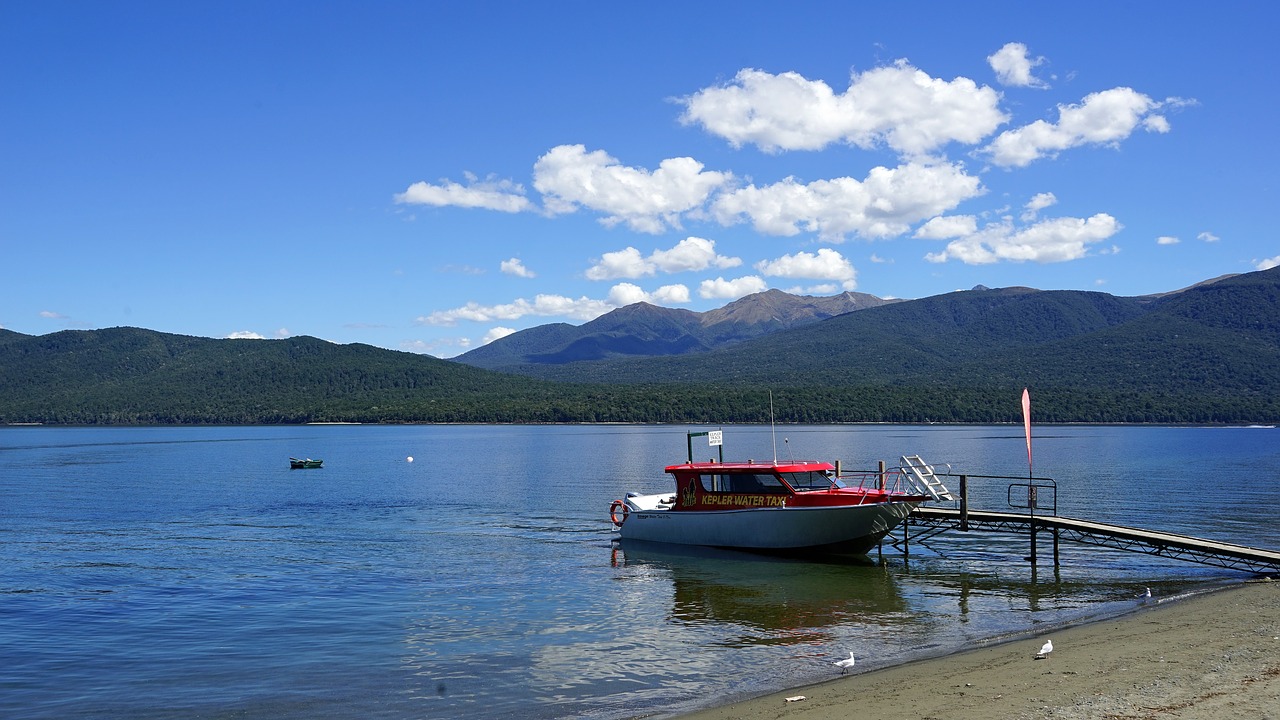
xmin=227 ymin=331 xmax=266 ymax=339
xmin=869 ymin=253 xmax=892 ymax=264
xmin=419 ymin=294 xmax=613 ymax=325
xmin=1198 ymin=231 xmax=1220 ymax=243
xmin=606 ymin=282 xmax=691 ymax=306
xmin=983 ymin=88 xmax=1170 ymax=167
xmin=532 ymin=145 xmax=732 ymax=233
xmin=482 ymin=327 xmax=517 ymax=344
xmin=924 ymin=213 xmax=1122 ymax=264
xmin=39 ymin=310 xmax=68 ymax=319
xmin=1021 ymin=192 xmax=1057 ymax=221
xmin=402 ymin=337 xmax=472 ymax=358
xmin=650 ymin=236 xmax=742 ymax=273
xmin=680 ymin=60 xmax=1007 ymax=157
xmin=914 ymin=215 xmax=978 ymax=240
xmin=274 ymin=328 xmax=290 ymax=338
xmin=699 ymin=275 xmax=768 ymax=299
xmin=755 ymin=248 xmax=857 ymax=291
xmin=1156 ymin=235 xmax=1180 ymax=245
xmin=785 ymin=283 xmax=841 ymax=295
xmin=586 ymin=247 xmax=651 ymax=280
xmin=1256 ymin=255 xmax=1280 ymax=271
xmin=713 ymin=162 xmax=984 ymax=241
xmin=394 ymin=172 xmax=533 ymax=213
xmin=418 ymin=282 xmax=693 ymax=328
xmin=650 ymin=284 xmax=692 ymax=304
xmin=585 ymin=236 xmax=741 ymax=280
xmin=606 ymin=282 xmax=651 ymax=306
xmin=500 ymin=258 xmax=536 ymax=278
xmin=988 ymin=42 xmax=1048 ymax=88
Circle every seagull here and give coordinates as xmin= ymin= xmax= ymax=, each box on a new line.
xmin=1036 ymin=639 xmax=1053 ymax=658
xmin=1140 ymin=587 xmax=1152 ymax=601
xmin=833 ymin=652 xmax=856 ymax=674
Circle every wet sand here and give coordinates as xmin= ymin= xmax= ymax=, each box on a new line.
xmin=678 ymin=578 xmax=1279 ymax=720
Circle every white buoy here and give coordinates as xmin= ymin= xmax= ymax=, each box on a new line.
xmin=407 ymin=456 xmax=414 ymax=463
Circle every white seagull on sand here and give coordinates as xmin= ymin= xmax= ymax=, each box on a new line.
xmin=1141 ymin=587 xmax=1152 ymax=601
xmin=834 ymin=652 xmax=856 ymax=674
xmin=1036 ymin=639 xmax=1053 ymax=658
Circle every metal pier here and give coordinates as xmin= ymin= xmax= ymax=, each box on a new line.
xmin=852 ymin=462 xmax=1280 ymax=575
xmin=906 ymin=507 xmax=1280 ymax=574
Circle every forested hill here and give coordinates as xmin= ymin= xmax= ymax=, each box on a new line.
xmin=0 ymin=328 xmax=560 ymax=424
xmin=2 ymin=267 xmax=1278 ymax=425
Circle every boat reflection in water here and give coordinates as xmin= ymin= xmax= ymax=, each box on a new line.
xmin=611 ymin=540 xmax=908 ymax=646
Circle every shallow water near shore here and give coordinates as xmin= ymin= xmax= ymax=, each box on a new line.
xmin=1 ymin=424 xmax=1277 ymax=719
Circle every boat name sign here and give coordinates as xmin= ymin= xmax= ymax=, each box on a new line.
xmin=700 ymin=494 xmax=786 ymax=508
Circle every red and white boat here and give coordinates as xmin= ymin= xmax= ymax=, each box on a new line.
xmin=609 ymin=432 xmax=951 ymax=555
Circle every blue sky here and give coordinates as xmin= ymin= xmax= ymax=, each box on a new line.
xmin=4 ymin=2 xmax=1277 ymax=358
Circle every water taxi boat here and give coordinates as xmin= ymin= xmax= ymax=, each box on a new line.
xmin=289 ymin=457 xmax=323 ymax=469
xmin=609 ymin=432 xmax=950 ymax=555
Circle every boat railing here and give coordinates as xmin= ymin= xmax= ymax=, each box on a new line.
xmin=835 ymin=465 xmax=949 ymax=498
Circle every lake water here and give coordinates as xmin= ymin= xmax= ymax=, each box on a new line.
xmin=2 ymin=424 xmax=1278 ymax=719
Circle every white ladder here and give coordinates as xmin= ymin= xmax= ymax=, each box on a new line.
xmin=899 ymin=455 xmax=953 ymax=501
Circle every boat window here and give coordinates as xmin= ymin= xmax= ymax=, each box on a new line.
xmin=698 ymin=473 xmax=788 ymax=494
xmin=782 ymin=471 xmax=838 ymax=491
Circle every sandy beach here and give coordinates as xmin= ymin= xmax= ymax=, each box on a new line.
xmin=678 ymin=578 xmax=1279 ymax=720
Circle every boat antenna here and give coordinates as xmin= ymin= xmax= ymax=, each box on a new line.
xmin=770 ymin=390 xmax=777 ymax=463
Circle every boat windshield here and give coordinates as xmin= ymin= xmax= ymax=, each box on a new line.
xmin=698 ymin=472 xmax=789 ymax=494
xmin=781 ymin=470 xmax=840 ymax=491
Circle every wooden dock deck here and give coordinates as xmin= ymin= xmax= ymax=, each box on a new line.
xmin=906 ymin=506 xmax=1280 ymax=574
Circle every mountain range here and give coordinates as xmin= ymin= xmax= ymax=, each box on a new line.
xmin=455 ymin=288 xmax=896 ymax=369
xmin=2 ymin=267 xmax=1277 ymax=424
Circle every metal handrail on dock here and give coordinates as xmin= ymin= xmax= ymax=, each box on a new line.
xmin=885 ymin=471 xmax=1280 ymax=575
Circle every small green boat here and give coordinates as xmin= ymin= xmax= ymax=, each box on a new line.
xmin=290 ymin=457 xmax=323 ymax=469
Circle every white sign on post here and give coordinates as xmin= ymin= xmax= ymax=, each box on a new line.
xmin=707 ymin=430 xmax=723 ymax=446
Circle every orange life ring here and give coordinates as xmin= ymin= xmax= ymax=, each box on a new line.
xmin=609 ymin=499 xmax=629 ymax=526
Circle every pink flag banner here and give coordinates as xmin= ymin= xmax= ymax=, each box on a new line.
xmin=1021 ymin=388 xmax=1032 ymax=471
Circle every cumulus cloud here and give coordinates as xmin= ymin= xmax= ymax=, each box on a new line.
xmin=1256 ymin=255 xmax=1280 ymax=271
xmin=1198 ymin=231 xmax=1220 ymax=243
xmin=983 ymin=88 xmax=1173 ymax=167
xmin=395 ymin=172 xmax=533 ymax=213
xmin=699 ymin=275 xmax=768 ymax=299
xmin=755 ymin=248 xmax=857 ymax=291
xmin=988 ymin=42 xmax=1048 ymax=88
xmin=586 ymin=247 xmax=650 ymax=280
xmin=227 ymin=331 xmax=266 ymax=339
xmin=500 ymin=258 xmax=536 ymax=278
xmin=39 ymin=310 xmax=68 ymax=319
xmin=482 ymin=327 xmax=517 ymax=344
xmin=924 ymin=213 xmax=1122 ymax=264
xmin=532 ymin=145 xmax=732 ymax=233
xmin=585 ymin=236 xmax=741 ymax=280
xmin=419 ymin=294 xmax=613 ymax=326
xmin=606 ymin=282 xmax=691 ymax=306
xmin=1157 ymin=236 xmax=1180 ymax=245
xmin=680 ymin=60 xmax=1007 ymax=157
xmin=914 ymin=215 xmax=978 ymax=240
xmin=1021 ymin=192 xmax=1058 ymax=221
xmin=712 ymin=162 xmax=984 ymax=241
xmin=419 ymin=281 xmax=693 ymax=328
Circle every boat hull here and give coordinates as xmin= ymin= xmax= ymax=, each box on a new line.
xmin=617 ymin=501 xmax=917 ymax=555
